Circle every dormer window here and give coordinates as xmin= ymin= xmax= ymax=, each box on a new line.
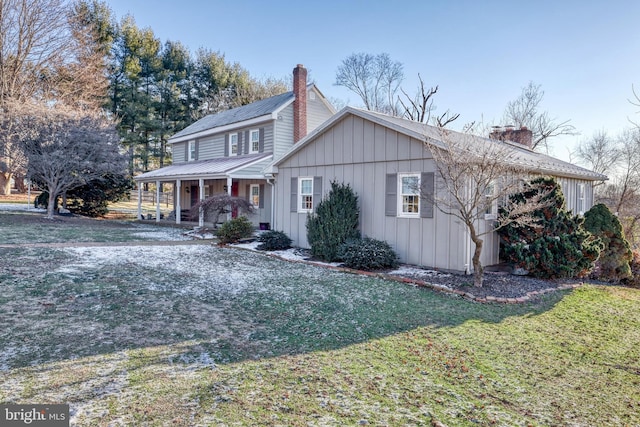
xmin=249 ymin=129 xmax=260 ymax=153
xmin=230 ymin=133 xmax=238 ymax=155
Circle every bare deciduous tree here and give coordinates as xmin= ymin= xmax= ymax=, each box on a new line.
xmin=398 ymin=74 xmax=460 ymax=127
xmin=426 ymin=126 xmax=550 ymax=286
xmin=19 ymin=103 xmax=126 ymax=219
xmin=503 ymin=81 xmax=576 ymax=152
xmin=190 ymin=193 xmax=255 ymax=225
xmin=335 ymin=52 xmax=403 ymax=114
xmin=576 ymin=130 xmax=619 ymax=180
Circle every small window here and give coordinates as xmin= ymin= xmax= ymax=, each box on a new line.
xmin=577 ymin=183 xmax=585 ymax=215
xmin=250 ymin=184 xmax=260 ymax=208
xmin=484 ymin=182 xmax=497 ymax=220
xmin=249 ymin=129 xmax=260 ymax=153
xmin=398 ymin=173 xmax=420 ymax=217
xmin=299 ymin=177 xmax=313 ymax=213
xmin=229 ymin=133 xmax=238 ymax=155
xmin=189 ymin=140 xmax=196 ymax=161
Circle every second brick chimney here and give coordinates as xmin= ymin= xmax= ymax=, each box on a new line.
xmin=489 ymin=125 xmax=533 ymax=149
xmin=293 ymin=64 xmax=307 ymax=143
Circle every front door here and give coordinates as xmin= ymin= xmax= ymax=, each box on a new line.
xmin=231 ymin=182 xmax=239 ymax=218
xmin=190 ymin=185 xmax=198 ymax=208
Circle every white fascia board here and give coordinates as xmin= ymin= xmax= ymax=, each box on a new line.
xmin=135 ymin=173 xmax=229 ymax=183
xmin=168 ymin=115 xmax=274 ymax=144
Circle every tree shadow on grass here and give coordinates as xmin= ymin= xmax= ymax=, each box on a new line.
xmin=0 ymin=244 xmax=570 ymax=373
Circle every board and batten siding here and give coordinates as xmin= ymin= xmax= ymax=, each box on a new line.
xmin=274 ymin=114 xmax=479 ymax=273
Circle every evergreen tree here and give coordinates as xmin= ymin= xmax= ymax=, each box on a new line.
xmin=306 ymin=181 xmax=360 ymax=262
xmin=583 ymin=203 xmax=633 ymax=282
xmin=499 ymin=177 xmax=603 ymax=279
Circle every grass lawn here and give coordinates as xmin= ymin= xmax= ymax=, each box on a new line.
xmin=0 ymin=211 xmax=639 ymax=426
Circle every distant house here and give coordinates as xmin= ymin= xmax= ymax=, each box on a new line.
xmin=266 ymin=107 xmax=607 ymax=273
xmin=134 ymin=64 xmax=335 ymax=227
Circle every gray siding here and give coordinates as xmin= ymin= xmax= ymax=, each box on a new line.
xmin=274 ymin=115 xmax=471 ymax=273
xmin=173 ymin=141 xmax=186 ymax=163
xmin=274 ymin=104 xmax=294 ymax=160
xmin=197 ymin=135 xmax=225 ymax=160
xmin=307 ymin=89 xmax=334 ymax=133
xmin=237 ymin=179 xmax=272 ymax=226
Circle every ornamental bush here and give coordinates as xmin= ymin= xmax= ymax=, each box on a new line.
xmin=498 ymin=177 xmax=603 ymax=279
xmin=338 ymin=238 xmax=399 ymax=270
xmin=623 ymin=251 xmax=640 ymax=288
xmin=306 ymin=181 xmax=360 ymax=262
xmin=583 ymin=203 xmax=632 ymax=282
xmin=216 ymin=216 xmax=254 ymax=244
xmin=256 ymin=230 xmax=292 ymax=251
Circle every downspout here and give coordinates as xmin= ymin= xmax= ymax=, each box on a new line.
xmin=266 ymin=177 xmax=276 ymax=230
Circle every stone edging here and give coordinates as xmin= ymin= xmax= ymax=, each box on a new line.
xmin=255 ymin=250 xmax=582 ymax=304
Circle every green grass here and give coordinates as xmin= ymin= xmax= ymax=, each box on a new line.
xmin=0 ymin=212 xmax=639 ymax=426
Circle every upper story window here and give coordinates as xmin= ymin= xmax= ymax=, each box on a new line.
xmin=188 ymin=140 xmax=196 ymax=161
xmin=398 ymin=173 xmax=420 ymax=217
xmin=249 ymin=129 xmax=260 ymax=153
xmin=230 ymin=133 xmax=238 ymax=155
xmin=299 ymin=177 xmax=314 ymax=213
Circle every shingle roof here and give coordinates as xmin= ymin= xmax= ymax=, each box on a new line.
xmin=271 ymin=107 xmax=607 ymax=182
xmin=134 ymin=153 xmax=271 ymax=182
xmin=170 ymin=90 xmax=297 ymax=141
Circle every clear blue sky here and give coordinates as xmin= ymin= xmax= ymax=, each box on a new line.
xmin=105 ymin=0 xmax=640 ymax=158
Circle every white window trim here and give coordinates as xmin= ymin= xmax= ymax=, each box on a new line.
xmin=229 ymin=133 xmax=238 ymax=155
xmin=249 ymin=184 xmax=260 ymax=208
xmin=249 ymin=129 xmax=260 ymax=154
xmin=577 ymin=183 xmax=585 ymax=215
xmin=397 ymin=173 xmax=420 ymax=218
xmin=298 ymin=177 xmax=314 ymax=213
xmin=188 ymin=140 xmax=196 ymax=161
xmin=484 ymin=182 xmax=498 ymax=220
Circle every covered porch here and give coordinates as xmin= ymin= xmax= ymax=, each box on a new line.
xmin=133 ymin=154 xmax=273 ymax=228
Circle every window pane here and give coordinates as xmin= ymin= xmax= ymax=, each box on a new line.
xmin=402 ymin=195 xmax=419 ymax=213
xmin=401 ymin=176 xmax=419 ymax=194
xmin=300 ymin=179 xmax=312 ymax=194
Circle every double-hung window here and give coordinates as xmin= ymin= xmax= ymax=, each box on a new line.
xmin=299 ymin=177 xmax=314 ymax=213
xmin=188 ymin=140 xmax=196 ymax=161
xmin=398 ymin=173 xmax=420 ymax=217
xmin=249 ymin=129 xmax=260 ymax=153
xmin=250 ymin=184 xmax=260 ymax=208
xmin=229 ymin=133 xmax=238 ymax=155
xmin=484 ymin=182 xmax=497 ymax=220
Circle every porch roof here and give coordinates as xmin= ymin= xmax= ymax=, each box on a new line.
xmin=134 ymin=153 xmax=272 ymax=182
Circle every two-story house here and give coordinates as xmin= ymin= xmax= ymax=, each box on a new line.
xmin=134 ymin=64 xmax=335 ymax=227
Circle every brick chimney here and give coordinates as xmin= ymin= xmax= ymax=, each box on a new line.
xmin=489 ymin=125 xmax=533 ymax=148
xmin=293 ymin=64 xmax=307 ymax=143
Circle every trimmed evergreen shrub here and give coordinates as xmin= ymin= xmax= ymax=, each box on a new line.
xmin=306 ymin=181 xmax=360 ymax=262
xmin=623 ymin=251 xmax=640 ymax=288
xmin=339 ymin=238 xmax=399 ymax=270
xmin=216 ymin=216 xmax=254 ymax=244
xmin=256 ymin=230 xmax=292 ymax=251
xmin=498 ymin=177 xmax=603 ymax=279
xmin=583 ymin=203 xmax=633 ymax=282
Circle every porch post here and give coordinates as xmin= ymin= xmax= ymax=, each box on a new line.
xmin=226 ymin=176 xmax=233 ymax=222
xmin=155 ymin=180 xmax=161 ymax=222
xmin=137 ymin=184 xmax=142 ymax=220
xmin=198 ymin=178 xmax=205 ymax=227
xmin=175 ymin=179 xmax=181 ymax=225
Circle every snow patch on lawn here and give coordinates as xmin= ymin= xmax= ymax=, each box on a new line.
xmin=389 ymin=265 xmax=452 ymax=279
xmin=0 ymin=203 xmax=45 ymax=212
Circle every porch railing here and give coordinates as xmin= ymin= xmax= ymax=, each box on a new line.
xmin=131 ymin=190 xmax=173 ymax=207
